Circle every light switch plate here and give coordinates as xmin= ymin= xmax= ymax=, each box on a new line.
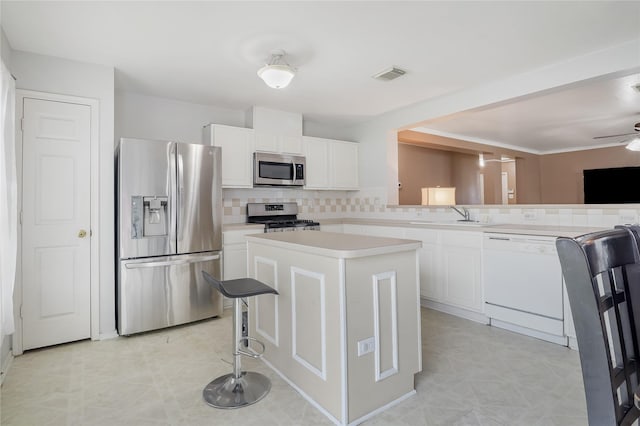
xmin=357 ymin=337 xmax=375 ymax=356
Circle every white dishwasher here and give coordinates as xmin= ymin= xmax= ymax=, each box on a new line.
xmin=483 ymin=233 xmax=566 ymax=345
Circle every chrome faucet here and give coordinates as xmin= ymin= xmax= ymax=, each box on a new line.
xmin=450 ymin=206 xmax=471 ymax=221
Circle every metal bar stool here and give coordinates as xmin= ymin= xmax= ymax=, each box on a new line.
xmin=201 ymin=271 xmax=278 ymax=409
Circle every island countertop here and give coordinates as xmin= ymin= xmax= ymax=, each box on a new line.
xmin=246 ymin=230 xmax=422 ymax=259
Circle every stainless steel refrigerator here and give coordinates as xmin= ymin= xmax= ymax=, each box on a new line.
xmin=116 ymin=138 xmax=223 ymax=335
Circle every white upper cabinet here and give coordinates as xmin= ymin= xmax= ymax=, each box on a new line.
xmin=250 ymin=107 xmax=304 ymax=155
xmin=303 ymin=136 xmax=359 ymax=190
xmin=255 ymin=131 xmax=303 ymax=155
xmin=304 ymin=137 xmax=330 ymax=188
xmin=330 ymin=140 xmax=359 ymax=189
xmin=203 ymin=124 xmax=254 ymax=188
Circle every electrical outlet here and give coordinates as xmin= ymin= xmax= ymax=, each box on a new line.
xmin=524 ymin=211 xmax=537 ymax=221
xmin=357 ymin=337 xmax=375 ymax=356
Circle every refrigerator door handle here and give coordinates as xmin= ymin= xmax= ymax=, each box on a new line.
xmin=177 ymin=151 xmax=184 ymax=243
xmin=125 ymin=254 xmax=220 ymax=269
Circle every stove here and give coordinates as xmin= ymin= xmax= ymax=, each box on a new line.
xmin=247 ymin=202 xmax=320 ymax=232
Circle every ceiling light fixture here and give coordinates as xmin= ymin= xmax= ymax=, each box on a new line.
xmin=257 ymin=49 xmax=296 ymax=89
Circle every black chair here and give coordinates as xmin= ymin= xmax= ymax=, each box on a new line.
xmin=557 ymin=228 xmax=640 ymax=426
xmin=201 ymin=271 xmax=278 ymax=409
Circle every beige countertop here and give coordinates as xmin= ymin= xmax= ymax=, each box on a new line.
xmin=246 ymin=230 xmax=421 ymax=259
xmin=319 ymin=218 xmax=605 ymax=238
xmin=223 ymin=218 xmax=605 ymax=238
xmin=481 ymin=223 xmax=604 ymax=238
xmin=222 ymin=223 xmax=264 ymax=232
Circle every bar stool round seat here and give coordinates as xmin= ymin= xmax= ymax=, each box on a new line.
xmin=201 ymin=272 xmax=278 ymax=409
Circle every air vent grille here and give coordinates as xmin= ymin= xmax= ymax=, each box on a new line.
xmin=372 ymin=66 xmax=407 ymax=81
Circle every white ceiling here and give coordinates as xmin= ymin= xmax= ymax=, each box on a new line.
xmin=2 ymin=1 xmax=640 ymax=144
xmin=414 ymin=72 xmax=640 ymax=154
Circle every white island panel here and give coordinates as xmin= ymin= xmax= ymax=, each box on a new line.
xmin=247 ymin=231 xmax=421 ymax=425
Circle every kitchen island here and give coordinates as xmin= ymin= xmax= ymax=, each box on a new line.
xmin=246 ymin=231 xmax=422 ymax=426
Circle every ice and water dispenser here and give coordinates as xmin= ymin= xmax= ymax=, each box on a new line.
xmin=130 ymin=195 xmax=168 ymax=238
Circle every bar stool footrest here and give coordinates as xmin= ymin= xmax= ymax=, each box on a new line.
xmin=237 ymin=337 xmax=265 ymax=358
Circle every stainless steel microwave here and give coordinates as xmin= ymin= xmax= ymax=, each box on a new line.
xmin=253 ymin=152 xmax=305 ymax=187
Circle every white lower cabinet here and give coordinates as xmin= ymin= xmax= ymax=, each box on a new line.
xmin=410 ymin=229 xmax=440 ymax=300
xmin=222 ymin=228 xmax=263 ymax=308
xmin=421 ymin=231 xmax=483 ymax=314
xmin=441 ymin=242 xmax=482 ymax=312
xmin=340 ymin=225 xmax=483 ymax=314
xmin=223 ymin=229 xmax=264 ymax=279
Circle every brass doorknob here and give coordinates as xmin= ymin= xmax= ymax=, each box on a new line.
xmin=78 ymin=229 xmax=87 ymax=238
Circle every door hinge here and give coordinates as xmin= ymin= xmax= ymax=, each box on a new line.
xmin=90 ymin=229 xmax=93 ymax=237
xmin=20 ymin=118 xmax=24 ymax=132
xmin=19 ymin=304 xmax=23 ymax=319
xmin=19 ymin=210 xmax=22 ymax=225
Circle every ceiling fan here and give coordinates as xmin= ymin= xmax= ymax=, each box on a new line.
xmin=593 ymin=122 xmax=640 ymax=140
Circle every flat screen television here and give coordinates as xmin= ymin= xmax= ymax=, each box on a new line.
xmin=584 ymin=166 xmax=640 ymax=204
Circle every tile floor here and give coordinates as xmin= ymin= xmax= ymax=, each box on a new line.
xmin=0 ymin=308 xmax=587 ymax=425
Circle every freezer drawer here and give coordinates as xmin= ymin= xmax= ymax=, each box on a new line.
xmin=118 ymin=252 xmax=223 ymax=335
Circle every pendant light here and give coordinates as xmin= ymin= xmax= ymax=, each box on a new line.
xmin=257 ymin=49 xmax=296 ymax=89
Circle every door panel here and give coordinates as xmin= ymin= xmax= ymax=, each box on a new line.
xmin=176 ymin=143 xmax=221 ymax=254
xmin=117 ymin=138 xmax=175 ymax=259
xmin=22 ymin=97 xmax=91 ymax=350
xmin=118 ymin=252 xmax=223 ymax=335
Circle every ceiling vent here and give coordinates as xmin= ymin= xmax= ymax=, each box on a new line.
xmin=372 ymin=66 xmax=407 ymax=81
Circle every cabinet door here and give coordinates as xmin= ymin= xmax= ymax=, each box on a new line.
xmin=211 ymin=126 xmax=254 ymax=188
xmin=254 ymin=131 xmax=279 ymax=153
xmin=280 ymin=135 xmax=303 ymax=155
xmin=411 ymin=229 xmax=441 ymax=300
xmin=330 ymin=141 xmax=359 ymax=189
xmin=223 ymin=244 xmax=248 ymax=280
xmin=441 ymin=245 xmax=482 ymax=312
xmin=304 ymin=137 xmax=330 ymax=189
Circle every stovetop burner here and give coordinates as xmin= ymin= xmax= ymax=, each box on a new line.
xmin=246 ymin=202 xmax=320 ymax=232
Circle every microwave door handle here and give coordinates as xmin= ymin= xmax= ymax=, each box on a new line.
xmin=292 ymin=160 xmax=297 ymax=182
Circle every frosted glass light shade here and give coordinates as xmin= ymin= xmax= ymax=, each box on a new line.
xmin=257 ymin=64 xmax=295 ymax=89
xmin=421 ymin=187 xmax=456 ymax=206
xmin=625 ymin=136 xmax=640 ymax=151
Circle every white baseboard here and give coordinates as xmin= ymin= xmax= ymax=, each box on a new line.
xmin=0 ymin=352 xmax=14 ymax=386
xmin=99 ymin=330 xmax=119 ymax=340
xmin=421 ymin=298 xmax=488 ymax=324
xmin=349 ymin=390 xmax=416 ymax=426
xmin=490 ymin=318 xmax=568 ymax=346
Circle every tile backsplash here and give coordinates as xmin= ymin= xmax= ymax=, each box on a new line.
xmin=222 ymin=187 xmax=640 ymax=228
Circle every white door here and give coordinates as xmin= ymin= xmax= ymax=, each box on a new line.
xmin=21 ymin=97 xmax=91 ymax=350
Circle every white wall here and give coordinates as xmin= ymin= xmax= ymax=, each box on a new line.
xmin=12 ymin=51 xmax=116 ymax=336
xmin=115 ymin=91 xmax=245 ymax=143
xmin=347 ymin=38 xmax=640 ymax=204
xmin=1 ymin=28 xmax=11 ymax=67
xmin=0 ymin=26 xmax=12 ymax=379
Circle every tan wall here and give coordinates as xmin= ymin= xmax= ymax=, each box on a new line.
xmin=501 ymin=161 xmax=517 ymax=204
xmin=451 ymin=152 xmax=483 ymax=205
xmin=540 ymin=145 xmax=640 ymax=204
xmin=398 ymin=143 xmax=453 ymax=205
